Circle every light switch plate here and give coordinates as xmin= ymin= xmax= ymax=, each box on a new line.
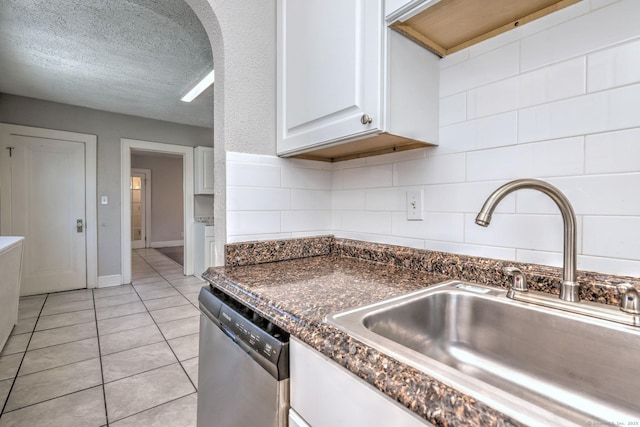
xmin=406 ymin=190 xmax=423 ymax=221
xmin=100 ymin=196 xmax=108 ymax=205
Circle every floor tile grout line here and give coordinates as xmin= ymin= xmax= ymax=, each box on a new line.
xmin=0 ymin=251 xmax=192 ymax=423
xmin=13 ymin=355 xmax=101 ymax=382
xmin=107 ymin=391 xmax=197 ymax=425
xmin=1 ymin=384 xmax=104 ymax=416
xmin=99 ymin=339 xmax=165 ymax=359
xmin=0 ymin=294 xmax=49 ymax=418
xmin=39 ymin=306 xmax=98 ymax=318
xmin=31 ymin=318 xmax=97 ymax=335
xmin=22 ymin=334 xmax=99 ymax=354
xmin=131 ymin=249 xmax=199 ymax=392
xmin=102 ymin=360 xmax=180 ymax=386
xmin=93 ymin=289 xmax=110 ymax=427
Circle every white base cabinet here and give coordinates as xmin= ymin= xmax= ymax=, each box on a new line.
xmin=0 ymin=237 xmax=24 ymax=352
xmin=290 ymin=338 xmax=433 ymax=427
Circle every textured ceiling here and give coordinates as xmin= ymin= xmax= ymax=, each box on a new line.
xmin=0 ymin=0 xmax=213 ymax=128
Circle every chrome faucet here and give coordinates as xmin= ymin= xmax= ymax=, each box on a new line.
xmin=475 ymin=179 xmax=580 ymax=302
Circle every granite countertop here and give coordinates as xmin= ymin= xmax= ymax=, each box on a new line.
xmin=202 ymin=236 xmax=640 ymax=427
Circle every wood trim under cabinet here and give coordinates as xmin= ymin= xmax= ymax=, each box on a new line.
xmin=290 ymin=133 xmax=433 ymax=163
xmin=391 ymin=0 xmax=582 ymax=57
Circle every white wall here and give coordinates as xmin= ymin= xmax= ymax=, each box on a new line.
xmin=185 ymin=0 xmax=277 ymax=265
xmin=227 ymin=0 xmax=640 ymax=277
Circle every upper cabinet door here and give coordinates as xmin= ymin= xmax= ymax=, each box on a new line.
xmin=194 ymin=146 xmax=214 ymax=195
xmin=277 ymin=0 xmax=383 ymax=155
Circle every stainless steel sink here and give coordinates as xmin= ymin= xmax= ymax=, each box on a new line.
xmin=326 ymin=281 xmax=640 ymax=426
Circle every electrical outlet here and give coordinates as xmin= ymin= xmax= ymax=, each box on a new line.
xmin=406 ymin=190 xmax=423 ymax=221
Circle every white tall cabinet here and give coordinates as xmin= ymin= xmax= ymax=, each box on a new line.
xmin=277 ymin=0 xmax=439 ymax=159
xmin=193 ymin=223 xmax=215 ymax=278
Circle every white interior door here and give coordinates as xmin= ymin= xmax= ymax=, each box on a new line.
xmin=1 ymin=135 xmax=86 ymax=295
xmin=130 ymin=169 xmax=150 ymax=249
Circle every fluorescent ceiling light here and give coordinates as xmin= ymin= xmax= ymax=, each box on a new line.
xmin=181 ymin=69 xmax=215 ymax=102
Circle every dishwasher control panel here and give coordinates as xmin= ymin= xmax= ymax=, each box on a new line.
xmin=199 ymin=285 xmax=290 ymax=380
xmin=219 ymin=306 xmax=284 ymax=364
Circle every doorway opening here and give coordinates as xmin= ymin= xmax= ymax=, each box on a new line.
xmin=130 ymin=168 xmax=151 ymax=250
xmin=121 ymin=138 xmax=194 ymax=284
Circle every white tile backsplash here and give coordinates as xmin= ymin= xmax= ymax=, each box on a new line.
xmin=520 ymin=0 xmax=640 ymax=71
xmin=518 ymin=84 xmax=640 ymax=143
xmin=422 ymin=182 xmax=517 ymax=214
xmin=226 ymin=0 xmax=640 ymax=276
xmin=585 ymin=128 xmax=640 ymax=174
xmin=227 ymin=154 xmax=333 ymax=241
xmin=467 ymin=78 xmax=519 ymax=120
xmin=365 ymin=187 xmax=407 ymax=212
xmin=281 ymin=166 xmax=332 ymax=190
xmin=577 ymin=254 xmax=640 ymax=278
xmin=425 ymin=240 xmax=517 ymax=261
xmin=464 ymin=213 xmax=582 ymax=254
xmin=340 ymin=211 xmax=392 ymax=235
xmin=465 ymin=137 xmax=584 ymax=182
xmin=393 ymin=153 xmax=466 ymax=186
xmin=515 ymin=249 xmax=563 ymax=269
xmin=439 ymin=93 xmax=467 ymax=126
xmin=516 ymin=174 xmax=640 ymax=216
xmin=440 ymin=42 xmax=520 ymax=97
xmin=291 ymin=189 xmax=331 ymax=210
xmin=227 ymin=211 xmax=281 ymax=236
xmin=227 ymin=162 xmax=280 ymax=188
xmin=227 ymin=187 xmax=290 ymax=211
xmin=583 ymin=216 xmax=640 ymax=260
xmin=331 ymin=190 xmax=366 ymax=211
xmin=439 ymin=112 xmax=517 ymax=153
xmin=518 ymin=57 xmax=586 ymax=109
xmin=281 ymin=211 xmax=331 ymax=233
xmin=588 ymin=37 xmax=640 ymax=92
xmin=339 ymin=164 xmax=393 ymax=189
xmin=391 ymin=212 xmax=464 ymax=242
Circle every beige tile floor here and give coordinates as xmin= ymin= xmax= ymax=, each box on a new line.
xmin=0 ymin=249 xmax=204 ymax=427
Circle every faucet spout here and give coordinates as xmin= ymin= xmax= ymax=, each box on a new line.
xmin=475 ymin=179 xmax=579 ymax=302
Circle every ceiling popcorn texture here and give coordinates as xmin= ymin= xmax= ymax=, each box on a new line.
xmin=0 ymin=0 xmax=214 ymax=127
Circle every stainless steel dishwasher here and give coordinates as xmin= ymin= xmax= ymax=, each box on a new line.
xmin=197 ymin=286 xmax=290 ymax=427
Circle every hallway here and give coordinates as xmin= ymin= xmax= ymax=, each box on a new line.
xmin=0 ymin=249 xmax=204 ymax=426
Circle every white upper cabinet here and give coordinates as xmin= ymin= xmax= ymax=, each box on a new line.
xmin=385 ymin=0 xmax=439 ymax=21
xmin=194 ymin=146 xmax=214 ymax=195
xmin=277 ymin=0 xmax=439 ymax=162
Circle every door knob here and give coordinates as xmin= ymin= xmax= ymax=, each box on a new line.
xmin=360 ymin=114 xmax=373 ymax=125
xmin=77 ymin=219 xmax=84 ymax=233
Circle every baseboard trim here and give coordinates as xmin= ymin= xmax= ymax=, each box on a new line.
xmin=150 ymin=240 xmax=184 ymax=248
xmin=98 ymin=274 xmax=123 ymax=288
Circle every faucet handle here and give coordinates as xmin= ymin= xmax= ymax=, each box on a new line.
xmin=618 ymin=284 xmax=640 ymax=315
xmin=504 ymin=267 xmax=528 ymax=293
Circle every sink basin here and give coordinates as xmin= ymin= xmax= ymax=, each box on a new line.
xmin=326 ymin=281 xmax=640 ymax=426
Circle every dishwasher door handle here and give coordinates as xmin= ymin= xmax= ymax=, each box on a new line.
xmin=218 ymin=323 xmax=237 ymax=342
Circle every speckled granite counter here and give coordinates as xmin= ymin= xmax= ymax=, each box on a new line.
xmin=202 ymin=236 xmax=640 ymax=427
